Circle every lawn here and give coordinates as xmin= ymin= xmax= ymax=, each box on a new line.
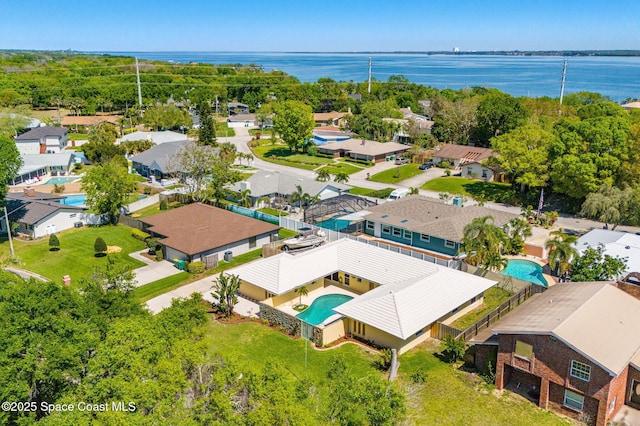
xmin=216 ymin=122 xmax=235 ymax=137
xmin=68 ymin=132 xmax=89 ymax=140
xmin=251 ymin=143 xmax=333 ymax=170
xmin=398 ymin=347 xmax=570 ymax=425
xmin=450 ymin=286 xmax=513 ymax=330
xmin=133 ymin=248 xmax=265 ymax=302
xmin=348 ymin=186 xmax=395 ymax=198
xmin=317 ymin=162 xmax=363 ymax=176
xmin=257 ymin=207 xmax=288 ymax=216
xmin=369 ymin=163 xmax=423 ymax=184
xmin=1 ymin=225 xmax=146 ymax=284
xmin=422 ymin=177 xmax=516 ymax=203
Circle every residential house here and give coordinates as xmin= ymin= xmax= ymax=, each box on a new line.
xmin=622 ymin=101 xmax=640 ymax=111
xmin=228 ymin=238 xmax=496 ymax=354
xmin=362 ymin=195 xmax=518 ymax=257
xmin=228 ymin=170 xmax=351 ymax=207
xmin=228 ymin=102 xmax=250 ymax=115
xmin=13 ymin=153 xmax=76 ymax=185
xmin=15 ymin=126 xmax=68 ymax=155
xmin=462 ymin=161 xmax=497 ymax=181
xmin=119 ymin=130 xmax=187 ymax=145
xmin=313 ymin=111 xmax=346 ymax=127
xmin=318 ymin=138 xmax=410 ymax=163
xmin=227 ymin=113 xmax=257 ymax=128
xmin=575 ymin=229 xmax=639 ymax=276
xmin=129 ymin=139 xmax=191 ymax=179
xmin=1 ymin=188 xmax=89 ymax=238
xmin=471 ymin=282 xmax=640 ymax=426
xmin=432 ymin=144 xmax=496 ymax=168
xmin=139 ymin=203 xmax=279 ymax=263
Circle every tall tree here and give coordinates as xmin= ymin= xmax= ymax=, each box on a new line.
xmin=475 ymin=91 xmax=528 ymax=146
xmin=460 ymin=215 xmax=506 ymax=268
xmin=84 ymin=123 xmax=123 ymax=164
xmin=81 ymin=160 xmax=138 ymax=224
xmin=289 ymin=184 xmax=310 ymax=208
xmin=316 ymin=168 xmax=331 ymax=182
xmin=580 ymin=185 xmax=639 ymax=230
xmin=432 ymin=96 xmax=479 ymax=145
xmin=272 ymin=100 xmax=315 ymax=152
xmin=544 ymin=229 xmax=578 ymax=277
xmin=0 ymin=135 xmax=21 ymax=199
xmin=198 ymin=101 xmax=216 ymax=146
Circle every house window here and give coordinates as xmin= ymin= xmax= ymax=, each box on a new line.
xmin=514 ymin=341 xmax=533 ymax=360
xmin=392 ymin=227 xmax=402 ymax=237
xmin=415 ymin=328 xmax=424 ymax=337
xmin=248 ymin=236 xmax=257 ymax=248
xmin=382 ymin=225 xmax=391 ymax=234
xmin=467 ymin=167 xmax=472 ymax=176
xmin=570 ymin=360 xmax=591 ymax=382
xmin=366 ymin=221 xmax=374 ymax=231
xmin=482 ymin=169 xmax=488 ymax=178
xmin=331 ymin=272 xmax=339 ymax=281
xmin=344 ymin=274 xmax=350 ymax=286
xmin=403 ymin=229 xmax=411 ymax=240
xmin=610 ymin=396 xmax=617 ymax=413
xmin=420 ymin=234 xmax=430 ymax=242
xmin=444 ymin=240 xmax=456 ymax=249
xmin=563 ymin=390 xmax=584 ymax=411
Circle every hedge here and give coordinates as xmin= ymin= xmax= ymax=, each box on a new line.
xmin=132 ymin=228 xmax=151 ymax=241
xmin=187 ymin=261 xmax=205 ymax=274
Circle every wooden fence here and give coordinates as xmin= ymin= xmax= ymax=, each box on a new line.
xmin=434 ymin=283 xmax=547 ymax=342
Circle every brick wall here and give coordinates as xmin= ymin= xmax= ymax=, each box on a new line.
xmin=617 ymin=281 xmax=640 ymax=300
xmin=496 ymin=334 xmax=618 ymax=425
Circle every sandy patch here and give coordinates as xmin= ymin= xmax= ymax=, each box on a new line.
xmin=107 ymin=246 xmax=122 ymax=253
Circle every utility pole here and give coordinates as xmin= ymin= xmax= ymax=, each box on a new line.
xmin=136 ymin=57 xmax=143 ymax=108
xmin=559 ymin=59 xmax=567 ymax=105
xmin=367 ymin=57 xmax=372 ymax=94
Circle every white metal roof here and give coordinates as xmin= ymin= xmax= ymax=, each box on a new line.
xmin=227 ymin=239 xmax=496 ymax=338
xmin=575 ymin=229 xmax=640 ymax=275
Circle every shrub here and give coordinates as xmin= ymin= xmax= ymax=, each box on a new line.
xmin=374 ymin=348 xmax=392 ymax=371
xmin=445 ymin=169 xmax=451 ymax=176
xmin=159 ymin=199 xmax=168 ymax=210
xmin=306 ymin=145 xmax=318 ymax=156
xmin=438 ymin=160 xmax=451 ymax=169
xmin=74 ymin=162 xmax=83 ymax=170
xmin=48 ymin=233 xmax=60 ymax=251
xmin=94 ymin=237 xmax=107 ymax=255
xmin=155 ymin=250 xmax=163 ymax=261
xmin=131 ymin=228 xmax=151 ymax=241
xmin=143 ymin=186 xmax=152 ymax=195
xmin=440 ymin=334 xmax=466 ymax=363
xmin=187 ymin=261 xmax=205 ymax=274
xmin=410 ymin=368 xmax=428 ymax=384
xmin=52 ymin=184 xmax=65 ymax=194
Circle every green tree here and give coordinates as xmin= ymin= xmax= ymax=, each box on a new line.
xmin=272 ymin=100 xmax=315 ymax=152
xmin=545 ymin=229 xmax=578 ymax=277
xmin=432 ymin=96 xmax=479 ymax=144
xmin=238 ymin=188 xmax=252 ymax=207
xmin=502 ymin=217 xmax=532 ymax=255
xmin=570 ymin=244 xmax=627 ymax=281
xmin=212 ymin=273 xmax=240 ymax=317
xmin=440 ymin=334 xmax=467 ymax=363
xmin=315 ymin=168 xmax=331 ymax=182
xmin=94 ymin=237 xmax=107 ymax=256
xmin=460 ymin=215 xmax=506 ymax=268
xmin=84 ymin=123 xmax=123 ymax=163
xmin=294 ymin=285 xmax=308 ymax=306
xmin=289 ymin=184 xmax=310 ymax=208
xmin=82 ymin=160 xmax=138 ymax=224
xmin=49 ymin=233 xmax=60 ymax=251
xmin=333 ymin=171 xmax=350 ymax=184
xmin=0 ymin=135 xmax=21 ymax=200
xmin=580 ymin=185 xmax=639 ymax=230
xmin=475 ymin=91 xmax=529 ymax=146
xmin=198 ymin=101 xmax=216 ymax=146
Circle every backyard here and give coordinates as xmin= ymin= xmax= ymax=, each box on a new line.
xmin=450 ymin=286 xmax=513 ymax=330
xmin=0 ymin=224 xmax=146 ymax=285
xmin=369 ymin=163 xmax=423 ymax=184
xmin=422 ymin=177 xmax=516 ymax=203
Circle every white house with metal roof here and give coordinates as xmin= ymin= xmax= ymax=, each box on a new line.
xmin=575 ymin=229 xmax=640 ymax=276
xmin=119 ymin=130 xmax=188 ymax=145
xmin=227 ymin=238 xmax=496 ymax=353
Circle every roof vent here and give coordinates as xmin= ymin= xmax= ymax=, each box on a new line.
xmin=401 ymin=219 xmax=408 ymax=223
xmin=626 ymin=246 xmax=631 ymax=249
xmin=381 ymin=214 xmax=388 ymax=218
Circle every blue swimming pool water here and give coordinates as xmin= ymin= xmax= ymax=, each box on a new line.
xmin=60 ymin=194 xmax=87 ymax=207
xmin=296 ymin=294 xmax=353 ymax=326
xmin=316 ymin=216 xmax=351 ymax=231
xmin=501 ymin=260 xmax=547 ymax=286
xmin=43 ymin=176 xmax=80 ymax=185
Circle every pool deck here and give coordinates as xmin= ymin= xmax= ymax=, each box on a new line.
xmin=277 ymin=285 xmax=359 ymax=326
xmin=504 ymin=255 xmax=556 ymax=287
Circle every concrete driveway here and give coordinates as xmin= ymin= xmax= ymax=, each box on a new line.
xmin=130 ymin=250 xmax=184 ymax=287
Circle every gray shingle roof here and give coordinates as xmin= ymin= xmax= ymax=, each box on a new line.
xmin=8 ymin=199 xmax=85 ymax=225
xmin=364 ymin=195 xmax=518 ymax=242
xmin=129 ymin=140 xmax=191 ymax=174
xmin=228 ymin=170 xmax=351 ymax=198
xmin=16 ymin=126 xmax=67 ymax=140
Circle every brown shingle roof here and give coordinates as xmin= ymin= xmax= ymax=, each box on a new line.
xmin=319 ymin=139 xmax=409 ymax=157
xmin=140 ymin=203 xmax=279 ymax=256
xmin=433 ymin=144 xmax=496 ymax=163
xmin=365 ymin=195 xmax=518 ymax=242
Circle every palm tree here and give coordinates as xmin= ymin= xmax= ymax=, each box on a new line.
xmin=482 ymin=251 xmax=508 ymax=272
xmin=545 ymin=229 xmax=578 ymax=277
xmin=316 ymin=168 xmax=331 ymax=182
xmin=289 ymin=184 xmax=310 ymax=209
xmin=212 ymin=273 xmax=240 ymax=317
xmin=408 ymin=187 xmax=419 ymax=195
xmin=295 ymin=285 xmax=309 ymax=306
xmin=333 ymin=172 xmax=350 ymax=184
xmin=460 ymin=215 xmax=506 ymax=267
xmin=238 ymin=189 xmax=252 ymax=208
xmin=503 ymin=217 xmax=533 ymax=255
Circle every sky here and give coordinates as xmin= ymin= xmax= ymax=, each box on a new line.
xmin=2 ymin=0 xmax=639 ymax=52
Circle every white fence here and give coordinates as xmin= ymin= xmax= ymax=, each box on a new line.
xmin=278 ymin=217 xmax=460 ymax=269
xmin=123 ymin=194 xmax=160 ymax=214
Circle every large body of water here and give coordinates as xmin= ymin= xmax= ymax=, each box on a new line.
xmin=104 ymin=51 xmax=640 ymax=101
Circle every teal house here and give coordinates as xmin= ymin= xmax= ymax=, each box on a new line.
xmin=362 ymin=195 xmax=518 ymax=257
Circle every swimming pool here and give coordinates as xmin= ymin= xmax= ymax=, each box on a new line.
xmin=43 ymin=176 xmax=80 ymax=185
xmin=501 ymin=259 xmax=547 ymax=286
xmin=296 ymin=294 xmax=353 ymax=326
xmin=60 ymin=194 xmax=87 ymax=207
xmin=316 ymin=216 xmax=351 ymax=231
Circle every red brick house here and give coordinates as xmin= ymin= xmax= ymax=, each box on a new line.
xmin=471 ymin=282 xmax=640 ymax=426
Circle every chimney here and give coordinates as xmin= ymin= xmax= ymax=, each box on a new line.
xmin=24 ymin=186 xmax=36 ymax=197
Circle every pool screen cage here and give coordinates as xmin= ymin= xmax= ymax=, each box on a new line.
xmin=303 ymin=194 xmax=378 ymax=233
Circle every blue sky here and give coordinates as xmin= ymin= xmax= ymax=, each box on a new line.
xmin=2 ymin=0 xmax=639 ymax=52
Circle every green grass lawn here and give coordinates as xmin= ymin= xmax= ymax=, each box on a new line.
xmin=133 ymin=248 xmax=265 ymax=302
xmin=216 ymin=122 xmax=235 ymax=136
xmin=348 ymin=186 xmax=395 ymax=198
xmin=450 ymin=286 xmax=513 ymax=330
xmin=369 ymin=163 xmax=423 ymax=184
xmin=398 ymin=347 xmax=570 ymax=425
xmin=67 ymin=132 xmax=88 ymax=140
xmin=278 ymin=228 xmax=298 ymax=239
xmin=251 ymin=143 xmax=333 ymax=170
xmin=1 ymin=225 xmax=146 ymax=284
xmin=257 ymin=207 xmax=288 ymax=216
xmin=317 ymin=162 xmax=363 ymax=176
xmin=422 ymin=177 xmax=516 ymax=203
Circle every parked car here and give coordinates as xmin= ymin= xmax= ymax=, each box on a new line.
xmin=419 ymin=161 xmax=435 ymax=170
xmin=394 ymin=157 xmax=410 ymax=165
xmin=387 ymin=188 xmax=411 ymax=201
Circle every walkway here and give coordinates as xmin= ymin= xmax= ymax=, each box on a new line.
xmin=129 ymin=249 xmax=184 ymax=287
xmin=4 ymin=266 xmax=49 ymax=282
